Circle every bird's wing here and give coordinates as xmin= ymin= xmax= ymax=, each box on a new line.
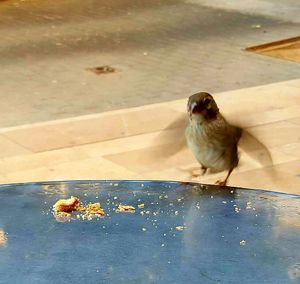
xmin=236 ymin=126 xmax=273 ymax=167
xmin=148 ymin=113 xmax=188 ymax=159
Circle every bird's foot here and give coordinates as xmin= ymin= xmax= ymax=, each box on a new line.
xmin=178 ymin=166 xmax=207 ymax=180
xmin=191 ymin=169 xmax=201 ymax=178
xmin=215 ymin=179 xmax=227 ymax=187
xmin=190 ymin=167 xmax=207 ymax=179
xmin=201 ymin=166 xmax=207 ymax=175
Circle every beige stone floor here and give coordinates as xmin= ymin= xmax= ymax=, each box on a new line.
xmin=1 ymin=79 xmax=300 ymax=195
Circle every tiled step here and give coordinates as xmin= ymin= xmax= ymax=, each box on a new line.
xmin=0 ymin=79 xmax=299 ymax=194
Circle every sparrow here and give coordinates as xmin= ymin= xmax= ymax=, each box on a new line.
xmin=185 ymin=92 xmax=242 ymax=186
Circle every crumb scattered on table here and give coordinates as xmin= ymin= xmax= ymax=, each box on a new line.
xmin=77 ymin=202 xmax=106 ymax=220
xmin=53 ymin=197 xmax=105 ymax=221
xmin=116 ymin=205 xmax=135 ymax=213
xmin=0 ymin=229 xmax=7 ymax=247
xmin=175 ymin=226 xmax=186 ymax=231
xmin=53 ymin=196 xmax=80 ymax=213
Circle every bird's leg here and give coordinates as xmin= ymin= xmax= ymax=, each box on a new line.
xmin=201 ymin=165 xmax=207 ymax=175
xmin=215 ymin=167 xmax=234 ymax=187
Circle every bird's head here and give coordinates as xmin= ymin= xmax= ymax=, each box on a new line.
xmin=187 ymin=92 xmax=219 ymax=122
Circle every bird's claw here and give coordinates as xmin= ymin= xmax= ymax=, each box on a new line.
xmin=191 ymin=169 xmax=201 ymax=178
xmin=190 ymin=167 xmax=206 ymax=178
xmin=215 ymin=180 xmax=227 ymax=187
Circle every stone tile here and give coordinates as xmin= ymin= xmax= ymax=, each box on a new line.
xmin=272 ymin=142 xmax=300 ymax=159
xmin=246 ymin=121 xmax=300 ymax=148
xmin=121 ymin=107 xmax=185 ymax=135
xmin=0 ymin=147 xmax=89 ymax=174
xmin=217 ymin=82 xmax=300 ymax=111
xmin=228 ymin=163 xmax=300 ymax=195
xmin=226 ymin=106 xmax=300 ymax=128
xmin=0 ymin=135 xmax=31 ymax=158
xmin=104 ymin=145 xmax=195 ymax=174
xmin=1 ymin=0 xmax=300 ymax=130
xmin=270 ymin=160 xmax=300 ymax=175
xmin=156 ymin=149 xmax=300 ymax=193
xmin=2 ymin=107 xmax=184 ymax=153
xmin=143 ymin=167 xmax=193 ymax=181
xmin=0 ymin=157 xmax=138 ymax=184
xmin=0 ymin=79 xmax=299 ymax=195
xmin=236 ymin=147 xmax=295 ymax=172
xmin=288 ymin=117 xmax=300 ymax=125
xmin=2 ymin=114 xmax=126 ymax=152
xmin=75 ymin=128 xmax=187 ymax=157
xmin=285 ymin=79 xmax=300 ymax=88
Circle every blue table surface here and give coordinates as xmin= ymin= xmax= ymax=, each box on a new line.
xmin=0 ymin=180 xmax=299 ymax=284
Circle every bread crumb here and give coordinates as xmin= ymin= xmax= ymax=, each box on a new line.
xmin=116 ymin=205 xmax=135 ymax=213
xmin=53 ymin=197 xmax=105 ymax=221
xmin=0 ymin=229 xmax=8 ymax=247
xmin=175 ymin=226 xmax=186 ymax=231
xmin=53 ymin=196 xmax=80 ymax=213
xmin=78 ymin=202 xmax=105 ymax=219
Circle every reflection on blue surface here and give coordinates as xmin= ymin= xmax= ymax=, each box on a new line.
xmin=0 ymin=180 xmax=299 ymax=283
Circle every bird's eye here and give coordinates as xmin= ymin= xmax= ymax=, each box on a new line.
xmin=202 ymin=97 xmax=211 ymax=105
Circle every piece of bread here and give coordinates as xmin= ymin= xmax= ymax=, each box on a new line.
xmin=53 ymin=196 xmax=80 ymax=213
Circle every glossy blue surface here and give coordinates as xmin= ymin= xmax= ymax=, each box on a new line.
xmin=0 ymin=180 xmax=299 ymax=283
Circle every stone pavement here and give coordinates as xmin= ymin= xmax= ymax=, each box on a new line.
xmin=0 ymin=0 xmax=299 ymax=126
xmin=0 ymin=79 xmax=299 ymax=195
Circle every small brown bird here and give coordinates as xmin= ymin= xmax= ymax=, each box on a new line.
xmin=185 ymin=92 xmax=242 ymax=186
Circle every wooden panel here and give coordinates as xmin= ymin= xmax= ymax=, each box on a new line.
xmin=246 ymin=37 xmax=300 ymax=63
